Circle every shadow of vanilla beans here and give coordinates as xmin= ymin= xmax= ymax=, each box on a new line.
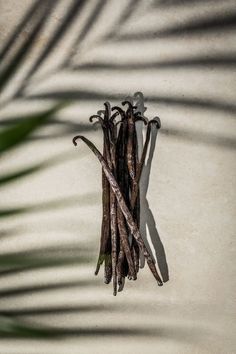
xmin=73 ymin=99 xmax=163 ymax=296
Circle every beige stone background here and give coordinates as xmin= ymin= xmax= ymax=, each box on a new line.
xmin=0 ymin=0 xmax=236 ymax=353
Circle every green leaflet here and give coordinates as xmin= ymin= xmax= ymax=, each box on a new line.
xmin=0 ymin=148 xmax=79 ymax=187
xmin=0 ymin=103 xmax=65 ymax=156
xmin=0 ymin=193 xmax=99 ymax=219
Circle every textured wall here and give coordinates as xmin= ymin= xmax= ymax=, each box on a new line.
xmin=0 ymin=1 xmax=235 ymax=353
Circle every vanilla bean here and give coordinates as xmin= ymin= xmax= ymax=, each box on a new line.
xmin=130 ymin=118 xmax=161 ymax=211
xmin=122 ymin=105 xmax=145 ymax=276
xmin=116 ymin=130 xmax=126 ymax=289
xmin=129 ymin=119 xmax=161 ymax=274
xmin=108 ymin=117 xmax=118 ymax=296
xmin=73 ymin=135 xmax=163 ymax=286
xmin=110 ymin=191 xmax=117 ymax=295
xmin=89 ymin=109 xmax=114 ymax=285
xmin=116 ymin=248 xmax=125 ymax=291
xmin=121 ymin=103 xmax=137 ymax=279
xmin=99 ymin=103 xmax=118 ymax=295
xmin=130 ymin=113 xmax=140 ymax=274
xmin=117 ymin=208 xmax=136 ymax=279
xmin=74 ymin=102 xmax=163 ymax=294
xmin=118 ymin=115 xmax=137 ymax=283
xmin=104 ymin=254 xmax=112 ymax=284
xmin=112 ymin=106 xmax=136 ymax=285
xmin=122 ymin=101 xmax=136 ymax=182
xmin=94 ymin=144 xmax=110 ymax=275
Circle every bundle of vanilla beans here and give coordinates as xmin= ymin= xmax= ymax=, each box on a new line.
xmin=73 ymin=100 xmax=163 ymax=295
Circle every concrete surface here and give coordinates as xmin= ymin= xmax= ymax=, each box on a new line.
xmin=0 ymin=1 xmax=235 ymax=353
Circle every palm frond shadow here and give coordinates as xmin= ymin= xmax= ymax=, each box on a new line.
xmin=26 ymin=90 xmax=236 ymax=115
xmin=0 ymin=0 xmax=43 ymax=61
xmin=0 ymin=320 xmax=159 ymax=338
xmin=64 ymin=0 xmax=106 ymax=66
xmin=73 ymin=55 xmax=236 ymax=70
xmin=0 ymin=314 xmax=217 ymax=344
xmin=17 ymin=0 xmax=86 ymax=95
xmin=116 ymin=11 xmax=236 ymax=41
xmin=156 ymin=0 xmax=213 ymax=6
xmin=0 ymin=280 xmax=98 ymax=298
xmin=0 ymin=192 xmax=99 ymax=219
xmin=0 ymin=1 xmax=59 ymax=93
xmin=0 ymin=0 xmax=235 ymax=341
xmin=0 ymin=148 xmax=82 ymax=187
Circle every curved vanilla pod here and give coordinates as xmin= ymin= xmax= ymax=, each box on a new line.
xmin=111 ymin=106 xmax=137 ymax=284
xmin=109 ymin=109 xmax=137 ymax=291
xmin=97 ymin=103 xmax=118 ymax=294
xmin=114 ymin=112 xmax=129 ymax=288
xmin=72 ymin=135 xmax=163 ymax=286
xmin=94 ymin=137 xmax=111 ymax=277
xmin=89 ymin=110 xmax=113 ymax=284
xmin=107 ymin=107 xmax=118 ymax=296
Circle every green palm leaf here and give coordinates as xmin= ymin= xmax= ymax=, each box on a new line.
xmin=0 ymin=104 xmax=65 ymax=155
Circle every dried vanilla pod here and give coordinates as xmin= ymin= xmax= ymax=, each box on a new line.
xmin=73 ymin=98 xmax=163 ymax=295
